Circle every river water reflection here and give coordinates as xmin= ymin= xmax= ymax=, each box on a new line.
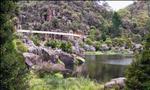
xmin=82 ymin=55 xmax=133 ymax=82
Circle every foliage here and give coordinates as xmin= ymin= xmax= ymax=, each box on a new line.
xmin=30 ymin=35 xmax=41 ymax=46
xmin=45 ymin=39 xmax=61 ymax=49
xmin=112 ymin=37 xmax=125 ymax=47
xmin=13 ymin=39 xmax=28 ymax=53
xmin=85 ymin=38 xmax=93 ymax=45
xmin=27 ymin=71 xmax=103 ymax=90
xmin=101 ymin=32 xmax=106 ymax=41
xmin=111 ymin=12 xmax=122 ymax=37
xmin=88 ymin=26 xmax=97 ymax=41
xmin=0 ymin=1 xmax=27 ymax=89
xmin=51 ymin=17 xmax=59 ymax=29
xmin=45 ymin=39 xmax=72 ymax=53
xmin=60 ymin=41 xmax=72 ymax=53
xmin=104 ymin=38 xmax=112 ymax=47
xmin=145 ymin=18 xmax=150 ymax=32
xmin=118 ymin=8 xmax=131 ymax=18
xmin=93 ymin=41 xmax=101 ymax=51
xmin=125 ymin=34 xmax=150 ymax=90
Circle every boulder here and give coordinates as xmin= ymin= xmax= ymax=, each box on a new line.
xmin=104 ymin=77 xmax=126 ymax=90
xmin=23 ymin=52 xmax=42 ymax=67
xmin=28 ymin=46 xmax=51 ymax=61
xmin=58 ymin=52 xmax=74 ymax=70
xmin=83 ymin=44 xmax=96 ymax=51
xmin=22 ymin=36 xmax=36 ymax=47
xmin=100 ymin=44 xmax=109 ymax=51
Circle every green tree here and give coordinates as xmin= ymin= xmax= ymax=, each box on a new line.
xmin=0 ymin=1 xmax=27 ymax=89
xmin=125 ymin=34 xmax=150 ymax=90
xmin=111 ymin=12 xmax=122 ymax=37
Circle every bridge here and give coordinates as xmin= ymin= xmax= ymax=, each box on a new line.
xmin=17 ymin=29 xmax=86 ymax=38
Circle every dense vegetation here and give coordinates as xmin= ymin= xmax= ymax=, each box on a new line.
xmin=125 ymin=34 xmax=150 ymax=90
xmin=0 ymin=1 xmax=27 ymax=89
xmin=45 ymin=39 xmax=72 ymax=53
xmin=27 ymin=71 xmax=103 ymax=90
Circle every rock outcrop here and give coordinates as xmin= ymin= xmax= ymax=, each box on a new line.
xmin=104 ymin=77 xmax=126 ymax=90
xmin=21 ymin=36 xmax=85 ymax=76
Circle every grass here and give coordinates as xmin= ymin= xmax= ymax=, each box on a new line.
xmin=27 ymin=71 xmax=104 ymax=90
xmin=84 ymin=50 xmax=133 ymax=56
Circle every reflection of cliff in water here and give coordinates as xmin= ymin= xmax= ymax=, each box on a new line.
xmin=76 ymin=55 xmax=132 ymax=82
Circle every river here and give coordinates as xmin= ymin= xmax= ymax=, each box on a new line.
xmin=80 ymin=55 xmax=133 ymax=82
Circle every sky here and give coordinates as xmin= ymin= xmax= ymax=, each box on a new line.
xmin=105 ymin=1 xmax=134 ymax=11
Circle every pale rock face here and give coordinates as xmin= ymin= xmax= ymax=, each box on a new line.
xmin=104 ymin=77 xmax=126 ymax=89
xmin=83 ymin=44 xmax=96 ymax=51
xmin=100 ymin=44 xmax=109 ymax=51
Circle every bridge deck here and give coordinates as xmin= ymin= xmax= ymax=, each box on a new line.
xmin=17 ymin=29 xmax=84 ymax=38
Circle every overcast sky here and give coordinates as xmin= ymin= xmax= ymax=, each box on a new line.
xmin=105 ymin=1 xmax=134 ymax=11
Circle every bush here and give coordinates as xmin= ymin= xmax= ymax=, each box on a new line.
xmin=0 ymin=1 xmax=28 ymax=89
xmin=125 ymin=34 xmax=150 ymax=90
xmin=93 ymin=41 xmax=101 ymax=51
xmin=45 ymin=39 xmax=61 ymax=49
xmin=30 ymin=35 xmax=41 ymax=46
xmin=45 ymin=40 xmax=72 ymax=53
xmin=105 ymin=38 xmax=112 ymax=47
xmin=13 ymin=39 xmax=28 ymax=53
xmin=85 ymin=38 xmax=93 ymax=45
xmin=60 ymin=41 xmax=72 ymax=53
xmin=112 ymin=37 xmax=125 ymax=47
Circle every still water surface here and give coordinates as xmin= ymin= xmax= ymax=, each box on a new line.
xmin=82 ymin=55 xmax=132 ymax=82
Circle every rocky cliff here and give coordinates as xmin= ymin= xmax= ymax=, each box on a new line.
xmin=17 ymin=1 xmax=112 ymax=34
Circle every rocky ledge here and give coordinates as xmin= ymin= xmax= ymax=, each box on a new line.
xmin=21 ymin=35 xmax=85 ymax=77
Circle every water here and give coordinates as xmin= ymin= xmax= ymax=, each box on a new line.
xmin=80 ymin=55 xmax=133 ymax=82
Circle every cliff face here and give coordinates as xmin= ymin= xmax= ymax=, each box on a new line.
xmin=18 ymin=1 xmax=112 ymax=34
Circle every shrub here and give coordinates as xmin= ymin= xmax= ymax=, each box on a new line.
xmin=60 ymin=41 xmax=72 ymax=53
xmin=13 ymin=39 xmax=28 ymax=53
xmin=85 ymin=38 xmax=93 ymax=45
xmin=45 ymin=39 xmax=61 ymax=49
xmin=105 ymin=38 xmax=112 ymax=47
xmin=0 ymin=1 xmax=27 ymax=89
xmin=93 ymin=41 xmax=101 ymax=51
xmin=30 ymin=35 xmax=41 ymax=46
xmin=125 ymin=34 xmax=150 ymax=90
xmin=112 ymin=37 xmax=125 ymax=47
xmin=45 ymin=40 xmax=72 ymax=53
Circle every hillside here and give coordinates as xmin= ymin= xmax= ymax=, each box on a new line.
xmin=118 ymin=1 xmax=150 ymax=41
xmin=17 ymin=1 xmax=112 ymax=34
xmin=16 ymin=1 xmax=150 ymax=53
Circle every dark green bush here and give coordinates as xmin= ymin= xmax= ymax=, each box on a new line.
xmin=0 ymin=1 xmax=27 ymax=89
xmin=30 ymin=35 xmax=41 ymax=46
xmin=45 ymin=40 xmax=72 ymax=53
xmin=125 ymin=34 xmax=150 ymax=90
xmin=45 ymin=39 xmax=61 ymax=48
xmin=85 ymin=38 xmax=93 ymax=45
xmin=112 ymin=37 xmax=125 ymax=47
xmin=60 ymin=41 xmax=72 ymax=53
